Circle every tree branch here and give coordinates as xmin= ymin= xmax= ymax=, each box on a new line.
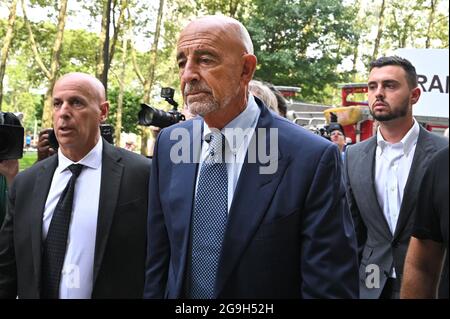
xmin=20 ymin=0 xmax=51 ymax=79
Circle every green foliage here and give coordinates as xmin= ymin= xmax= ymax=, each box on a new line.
xmin=107 ymin=86 xmax=143 ymax=134
xmin=194 ymin=0 xmax=252 ymax=18
xmin=2 ymin=51 xmax=43 ymax=130
xmin=245 ymin=0 xmax=358 ymax=103
xmin=59 ymin=29 xmax=98 ymax=74
xmin=1 ymin=0 xmax=449 ymax=122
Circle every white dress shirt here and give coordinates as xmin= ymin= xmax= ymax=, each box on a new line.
xmin=42 ymin=138 xmax=103 ymax=299
xmin=196 ymin=94 xmax=261 ymax=212
xmin=375 ymin=119 xmax=419 ymax=277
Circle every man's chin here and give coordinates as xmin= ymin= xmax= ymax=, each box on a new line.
xmin=57 ymin=137 xmax=78 ymax=149
xmin=187 ymin=102 xmax=218 ymax=117
xmin=372 ymin=113 xmax=399 ymax=122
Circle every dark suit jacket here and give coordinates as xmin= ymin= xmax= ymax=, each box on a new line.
xmin=344 ymin=126 xmax=448 ymax=298
xmin=0 ymin=139 xmax=151 ymax=298
xmin=144 ymin=99 xmax=359 ymax=299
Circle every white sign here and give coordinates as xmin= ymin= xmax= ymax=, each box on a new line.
xmin=395 ymin=49 xmax=449 ymax=119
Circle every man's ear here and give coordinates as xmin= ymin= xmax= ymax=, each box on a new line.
xmin=100 ymin=101 xmax=109 ymax=122
xmin=410 ymin=87 xmax=421 ymax=105
xmin=241 ymin=54 xmax=257 ymax=84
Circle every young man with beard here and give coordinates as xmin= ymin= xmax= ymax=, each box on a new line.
xmin=344 ymin=56 xmax=448 ymax=299
xmin=144 ymin=15 xmax=358 ymax=299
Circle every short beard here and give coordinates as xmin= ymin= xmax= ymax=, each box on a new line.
xmin=187 ymin=96 xmax=220 ymax=117
xmin=184 ymin=82 xmax=219 ymax=116
xmin=370 ymin=96 xmax=409 ymax=122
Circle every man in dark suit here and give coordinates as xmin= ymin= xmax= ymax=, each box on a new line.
xmin=0 ymin=72 xmax=151 ymax=298
xmin=401 ymin=146 xmax=449 ymax=298
xmin=143 ymin=15 xmax=358 ymax=299
xmin=344 ymin=56 xmax=448 ymax=299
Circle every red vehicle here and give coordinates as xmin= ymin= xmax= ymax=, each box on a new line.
xmin=324 ymin=83 xmax=374 ymax=143
xmin=324 ymin=83 xmax=449 ymax=143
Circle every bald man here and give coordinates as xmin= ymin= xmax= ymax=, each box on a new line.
xmin=144 ymin=16 xmax=358 ymax=299
xmin=0 ymin=72 xmax=151 ymax=298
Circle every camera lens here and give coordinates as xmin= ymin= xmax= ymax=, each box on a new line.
xmin=138 ymin=104 xmax=181 ymax=128
xmin=0 ymin=123 xmax=24 ymax=160
xmin=143 ymin=109 xmax=155 ymax=125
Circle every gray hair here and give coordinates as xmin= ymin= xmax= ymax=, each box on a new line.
xmin=249 ymin=80 xmax=279 ymax=115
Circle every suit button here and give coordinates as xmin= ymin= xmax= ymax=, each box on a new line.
xmin=391 ymin=241 xmax=398 ymax=248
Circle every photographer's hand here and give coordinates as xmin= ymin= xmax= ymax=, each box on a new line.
xmin=0 ymin=159 xmax=19 ymax=187
xmin=37 ymin=128 xmax=56 ymax=162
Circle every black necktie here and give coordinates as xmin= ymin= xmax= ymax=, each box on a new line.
xmin=41 ymin=164 xmax=84 ymax=299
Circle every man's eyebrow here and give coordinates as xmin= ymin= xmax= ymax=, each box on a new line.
xmin=176 ymin=49 xmax=219 ymax=61
xmin=382 ymin=80 xmax=399 ymax=85
xmin=176 ymin=52 xmax=186 ymax=61
xmin=368 ymin=79 xmax=399 ymax=85
xmin=192 ymin=49 xmax=218 ymax=58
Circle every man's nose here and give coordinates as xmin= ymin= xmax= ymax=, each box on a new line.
xmin=181 ymin=60 xmax=200 ymax=84
xmin=374 ymin=86 xmax=385 ymax=99
xmin=57 ymin=101 xmax=72 ymax=119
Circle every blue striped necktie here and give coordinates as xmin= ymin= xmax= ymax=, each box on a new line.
xmin=188 ymin=131 xmax=228 ymax=299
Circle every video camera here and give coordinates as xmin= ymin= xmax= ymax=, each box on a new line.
xmin=311 ymin=127 xmax=330 ymax=140
xmin=0 ymin=112 xmax=24 ymax=160
xmin=138 ymin=87 xmax=185 ymax=128
xmin=313 ymin=112 xmax=344 ymax=141
xmin=48 ymin=123 xmax=115 ymax=150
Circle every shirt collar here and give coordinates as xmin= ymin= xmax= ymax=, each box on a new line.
xmin=377 ymin=118 xmax=420 ymax=155
xmin=57 ymin=138 xmax=103 ymax=173
xmin=203 ymin=94 xmax=260 ymax=151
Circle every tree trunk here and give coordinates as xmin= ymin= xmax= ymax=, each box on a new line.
xmin=41 ymin=0 xmax=69 ymax=128
xmin=351 ymin=0 xmax=362 ymax=81
xmin=97 ymin=0 xmax=125 ymax=90
xmin=372 ymin=0 xmax=386 ymax=61
xmin=109 ymin=0 xmax=127 ymax=66
xmin=0 ymin=0 xmax=18 ymax=110
xmin=101 ymin=0 xmax=112 ymax=93
xmin=399 ymin=14 xmax=413 ymax=48
xmin=229 ymin=0 xmax=239 ymax=17
xmin=115 ymin=27 xmax=129 ymax=148
xmin=142 ymin=0 xmax=165 ymax=103
xmin=22 ymin=0 xmax=68 ymax=128
xmin=96 ymin=0 xmax=108 ymax=80
xmin=425 ymin=0 xmax=437 ymax=48
xmin=139 ymin=0 xmax=165 ymax=156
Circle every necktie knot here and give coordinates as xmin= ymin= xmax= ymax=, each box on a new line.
xmin=206 ymin=131 xmax=225 ymax=163
xmin=68 ymin=164 xmax=84 ymax=178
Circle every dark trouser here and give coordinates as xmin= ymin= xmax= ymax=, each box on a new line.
xmin=380 ymin=278 xmax=401 ymax=299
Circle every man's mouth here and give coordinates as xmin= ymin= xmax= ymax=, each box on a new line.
xmin=372 ymin=101 xmax=388 ymax=110
xmin=186 ymin=91 xmax=209 ymax=97
xmin=58 ymin=126 xmax=74 ymax=135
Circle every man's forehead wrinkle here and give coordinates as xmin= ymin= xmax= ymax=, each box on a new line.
xmin=178 ymin=31 xmax=226 ymax=46
xmin=178 ymin=31 xmax=245 ymax=56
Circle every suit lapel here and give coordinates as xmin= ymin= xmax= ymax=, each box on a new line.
xmin=31 ymin=155 xmax=58 ymax=292
xmin=214 ymin=104 xmax=289 ymax=297
xmin=93 ymin=141 xmax=123 ymax=285
xmin=168 ymin=119 xmax=203 ymax=296
xmin=394 ymin=128 xmax=437 ymax=239
xmin=357 ymin=138 xmax=392 ymax=237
